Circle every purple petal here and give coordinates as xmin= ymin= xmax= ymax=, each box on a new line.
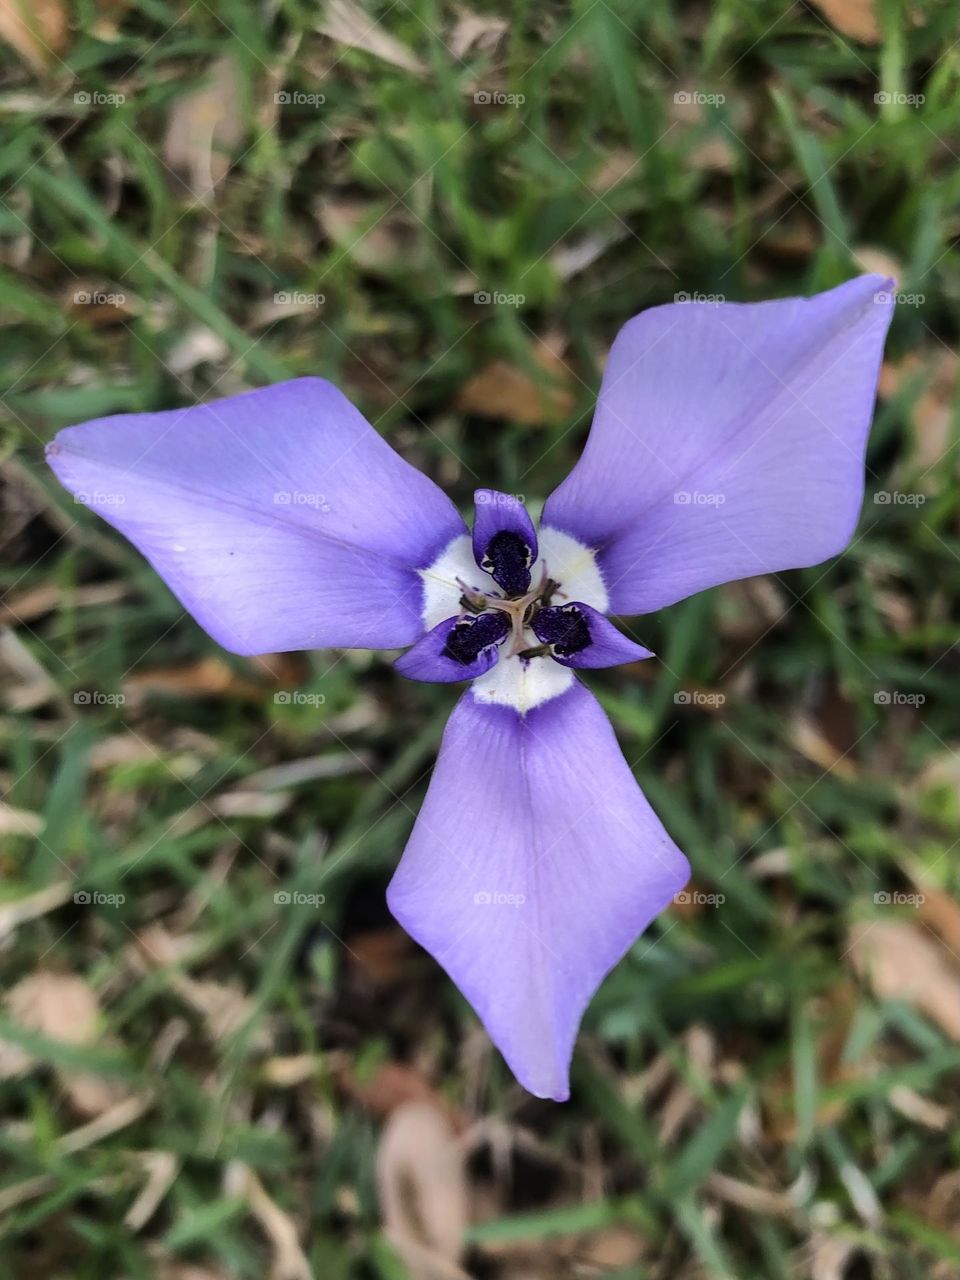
xmin=387 ymin=681 xmax=690 ymax=1100
xmin=395 ymin=611 xmax=510 ymax=683
xmin=46 ymin=379 xmax=465 ymax=654
xmin=531 ymin=601 xmax=653 ymax=669
xmin=542 ymin=276 xmax=895 ymax=615
xmin=471 ymin=489 xmax=538 ymax=597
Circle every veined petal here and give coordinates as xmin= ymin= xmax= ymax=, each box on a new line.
xmin=46 ymin=379 xmax=466 ymax=654
xmin=542 ymin=276 xmax=895 ymax=615
xmin=531 ymin=602 xmax=653 ymax=669
xmin=395 ymin=611 xmax=510 ymax=683
xmin=387 ymin=681 xmax=690 ymax=1100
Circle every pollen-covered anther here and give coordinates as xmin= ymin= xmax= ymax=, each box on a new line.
xmin=531 ymin=603 xmax=592 ymax=657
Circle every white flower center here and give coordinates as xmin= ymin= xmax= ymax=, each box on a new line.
xmin=417 ymin=524 xmax=608 ymax=713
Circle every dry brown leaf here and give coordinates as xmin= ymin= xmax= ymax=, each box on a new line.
xmin=456 ymin=341 xmax=575 ymax=426
xmin=344 ymin=927 xmax=411 ymax=988
xmin=123 ymin=656 xmax=263 ymax=702
xmin=917 ymin=888 xmax=960 ymax=956
xmin=0 ymin=970 xmax=133 ymax=1115
xmin=341 ymin=1061 xmax=448 ymax=1118
xmin=0 ymin=625 xmax=58 ymax=710
xmin=0 ymin=881 xmax=73 ymax=944
xmin=0 ymin=801 xmax=43 ymax=837
xmin=125 ymin=1150 xmax=180 ymax=1232
xmin=880 ymin=350 xmax=958 ymax=478
xmin=2 ymin=970 xmax=100 ymax=1067
xmin=448 ymin=10 xmax=507 ymax=59
xmin=853 ymin=245 xmax=902 ymax=282
xmin=0 ymin=579 xmax=127 ymax=626
xmin=809 ymin=0 xmax=880 ymax=44
xmin=848 ymin=918 xmax=960 ymax=1039
xmin=320 ymin=0 xmax=424 ymax=74
xmin=318 ymin=199 xmax=416 ymax=273
xmin=0 ymin=0 xmax=68 ymax=74
xmin=225 ymin=1162 xmax=313 ymax=1280
xmin=789 ymin=714 xmax=858 ymax=780
xmin=163 ymin=55 xmax=246 ymax=199
xmin=377 ymin=1102 xmax=469 ymax=1280
xmin=172 ymin=975 xmax=263 ymax=1045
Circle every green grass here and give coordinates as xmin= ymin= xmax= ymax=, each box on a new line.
xmin=2 ymin=1 xmax=960 ymax=1276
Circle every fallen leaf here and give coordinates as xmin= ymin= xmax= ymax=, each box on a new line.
xmin=377 ymin=1101 xmax=469 ymax=1280
xmin=853 ymin=245 xmax=902 ymax=282
xmin=0 ymin=801 xmax=43 ymax=837
xmin=318 ymin=199 xmax=417 ymax=274
xmin=0 ymin=970 xmax=131 ymax=1115
xmin=789 ymin=714 xmax=858 ymax=780
xmin=917 ymin=888 xmax=960 ymax=957
xmin=0 ymin=881 xmax=73 ymax=944
xmin=848 ymin=918 xmax=960 ymax=1039
xmin=225 ymin=1162 xmax=313 ymax=1280
xmin=320 ymin=0 xmax=424 ymax=74
xmin=0 ymin=0 xmax=68 ymax=74
xmin=123 ymin=656 xmax=263 ymax=703
xmin=879 ymin=350 xmax=958 ymax=478
xmin=125 ymin=1150 xmax=180 ymax=1231
xmin=344 ymin=927 xmax=411 ymax=988
xmin=808 ymin=0 xmax=880 ymax=44
xmin=341 ymin=1061 xmax=448 ymax=1117
xmin=0 ymin=625 xmax=58 ymax=710
xmin=448 ymin=10 xmax=507 ymax=58
xmin=455 ymin=340 xmax=575 ymax=426
xmin=163 ymin=55 xmax=246 ymax=199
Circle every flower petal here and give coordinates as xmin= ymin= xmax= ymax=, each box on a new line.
xmin=542 ymin=276 xmax=895 ymax=615
xmin=46 ymin=378 xmax=465 ymax=654
xmin=472 ymin=489 xmax=538 ymax=596
xmin=387 ymin=680 xmax=690 ymax=1100
xmin=531 ymin=602 xmax=653 ymax=668
xmin=395 ymin=611 xmax=510 ymax=683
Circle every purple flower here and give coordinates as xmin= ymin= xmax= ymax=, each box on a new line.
xmin=46 ymin=276 xmax=894 ymax=1100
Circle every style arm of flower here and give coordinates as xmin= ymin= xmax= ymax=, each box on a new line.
xmin=46 ymin=274 xmax=894 ymax=1101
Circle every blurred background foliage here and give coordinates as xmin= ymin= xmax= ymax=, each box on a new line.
xmin=1 ymin=0 xmax=960 ymax=1277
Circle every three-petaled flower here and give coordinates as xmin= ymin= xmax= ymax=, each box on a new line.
xmin=47 ymin=275 xmax=893 ymax=1100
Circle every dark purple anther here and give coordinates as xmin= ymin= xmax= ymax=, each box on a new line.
xmin=442 ymin=610 xmax=511 ymax=664
xmin=532 ymin=604 xmax=591 ymax=656
xmin=472 ymin=489 xmax=538 ymax=597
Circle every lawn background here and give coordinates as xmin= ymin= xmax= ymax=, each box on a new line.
xmin=2 ymin=1 xmax=960 ymax=1277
